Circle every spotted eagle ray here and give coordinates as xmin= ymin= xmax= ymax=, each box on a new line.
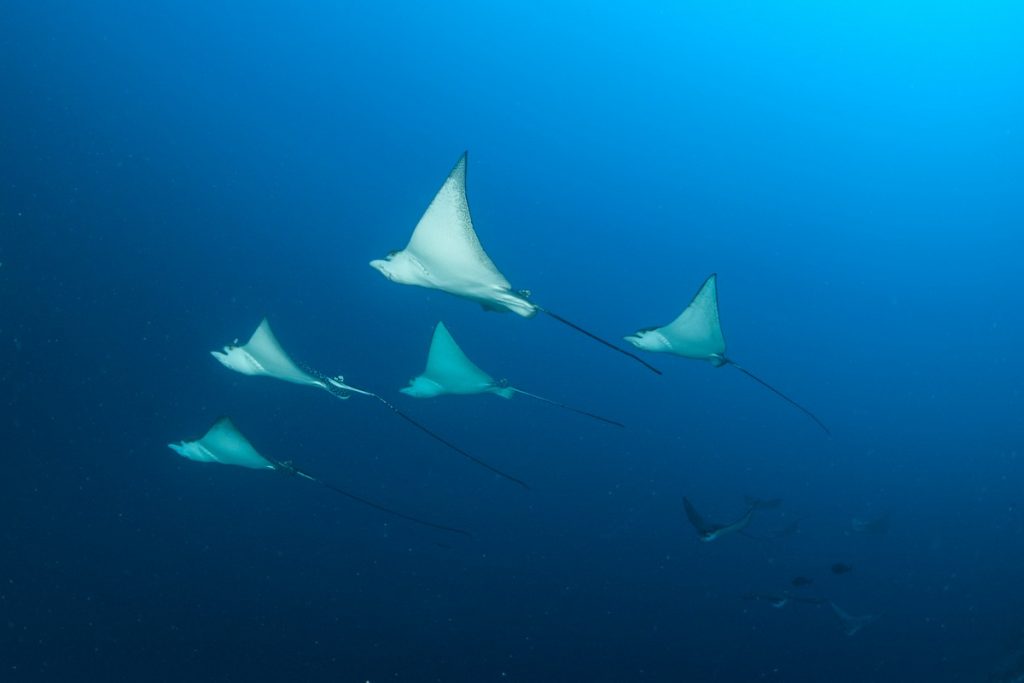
xmin=169 ymin=417 xmax=470 ymax=536
xmin=625 ymin=273 xmax=830 ymax=434
xmin=400 ymin=321 xmax=624 ymax=428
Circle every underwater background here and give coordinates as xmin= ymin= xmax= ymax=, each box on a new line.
xmin=3 ymin=1 xmax=1023 ymax=681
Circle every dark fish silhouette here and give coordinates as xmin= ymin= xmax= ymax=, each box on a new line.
xmin=791 ymin=576 xmax=814 ymax=588
xmin=831 ymin=563 xmax=853 ymax=575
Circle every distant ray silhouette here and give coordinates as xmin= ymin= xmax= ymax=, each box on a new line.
xmin=683 ymin=496 xmax=773 ymax=542
xmin=829 ymin=602 xmax=877 ymax=636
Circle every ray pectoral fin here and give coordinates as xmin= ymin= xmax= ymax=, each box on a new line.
xmin=537 ymin=307 xmax=662 ymax=375
xmin=683 ymin=497 xmax=709 ymax=535
xmin=724 ymin=360 xmax=831 ymax=435
xmin=401 ymin=152 xmax=515 ymax=296
xmin=507 ymin=387 xmax=624 ymax=428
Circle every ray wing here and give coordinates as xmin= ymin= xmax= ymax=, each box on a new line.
xmin=660 ymin=273 xmax=726 ymax=360
xmin=405 ymin=153 xmax=512 ymax=292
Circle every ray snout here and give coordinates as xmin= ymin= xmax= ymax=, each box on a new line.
xmin=369 ymin=259 xmax=392 ymax=280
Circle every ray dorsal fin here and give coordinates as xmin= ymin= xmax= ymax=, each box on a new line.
xmin=405 ymin=152 xmax=512 ymax=291
xmin=212 ymin=318 xmax=324 ymax=388
xmin=661 ymin=273 xmax=726 ymax=360
xmin=168 ymin=417 xmax=276 ymax=469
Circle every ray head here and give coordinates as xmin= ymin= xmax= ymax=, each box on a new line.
xmin=400 ymin=375 xmax=446 ymax=398
xmin=369 ymin=249 xmax=426 ymax=287
xmin=210 ymin=344 xmax=264 ymax=376
xmin=623 ymin=328 xmax=673 ymax=353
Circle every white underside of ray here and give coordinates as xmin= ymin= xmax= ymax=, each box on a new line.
xmin=370 ymin=153 xmax=536 ymax=318
xmin=401 ymin=322 xmax=513 ymax=398
xmin=626 ymin=274 xmax=726 ymax=361
xmin=168 ymin=417 xmax=275 ymax=470
xmin=211 ymin=318 xmax=325 ymax=388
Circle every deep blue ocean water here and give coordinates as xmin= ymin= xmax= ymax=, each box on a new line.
xmin=3 ymin=2 xmax=1023 ymax=681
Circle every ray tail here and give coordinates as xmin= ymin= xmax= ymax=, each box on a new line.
xmin=506 ymin=387 xmax=624 ymax=428
xmin=540 ymin=308 xmax=662 ymax=375
xmin=289 ymin=468 xmax=471 ymax=537
xmin=327 ymin=378 xmax=530 ymax=489
xmin=725 ymin=360 xmax=831 ymax=435
xmin=374 ymin=395 xmax=531 ymax=489
xmin=324 ymin=375 xmax=376 ymax=400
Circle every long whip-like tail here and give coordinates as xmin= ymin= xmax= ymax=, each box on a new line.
xmin=724 ymin=360 xmax=831 ymax=435
xmin=538 ymin=307 xmax=662 ymax=375
xmin=286 ymin=467 xmax=471 ymax=537
xmin=326 ymin=377 xmax=531 ymax=490
xmin=506 ymin=387 xmax=625 ymax=428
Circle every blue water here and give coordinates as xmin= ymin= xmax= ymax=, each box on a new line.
xmin=3 ymin=2 xmax=1023 ymax=681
